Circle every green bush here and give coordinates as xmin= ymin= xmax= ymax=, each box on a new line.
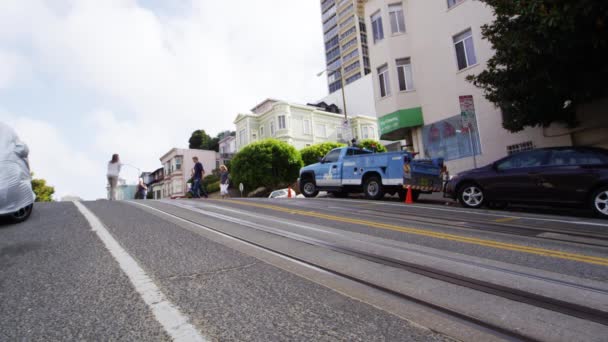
xmin=357 ymin=139 xmax=387 ymax=153
xmin=203 ymin=174 xmax=219 ymax=185
xmin=231 ymin=139 xmax=303 ymax=193
xmin=300 ymin=142 xmax=346 ymax=166
xmin=207 ymin=181 xmax=220 ymax=193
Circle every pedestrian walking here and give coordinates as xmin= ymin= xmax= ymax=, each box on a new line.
xmin=107 ymin=154 xmax=121 ymax=201
xmin=219 ymin=164 xmax=230 ymax=199
xmin=190 ymin=156 xmax=207 ymax=198
xmin=137 ymin=177 xmax=148 ymax=200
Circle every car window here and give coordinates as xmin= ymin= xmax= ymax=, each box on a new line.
xmin=497 ymin=150 xmax=549 ymax=170
xmin=354 ymin=149 xmax=372 ymax=155
xmin=324 ymin=149 xmax=341 ymax=163
xmin=548 ymin=149 xmax=608 ymax=166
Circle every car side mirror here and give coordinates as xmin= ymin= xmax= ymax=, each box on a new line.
xmin=318 ymin=157 xmax=325 ymax=163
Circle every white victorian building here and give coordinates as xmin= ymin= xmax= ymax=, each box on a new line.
xmin=234 ymin=99 xmax=378 ymax=151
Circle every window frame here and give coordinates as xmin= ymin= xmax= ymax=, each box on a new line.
xmin=396 ymin=57 xmax=414 ymax=91
xmin=447 ymin=0 xmax=465 ymax=9
xmin=371 ymin=11 xmax=384 ymax=43
xmin=278 ymin=115 xmax=286 ymax=130
xmin=303 ymin=119 xmax=312 ymax=135
xmin=388 ymin=3 xmax=406 ymax=34
xmin=453 ymin=28 xmax=477 ymax=71
xmin=377 ymin=64 xmax=391 ymax=98
xmin=496 ymin=150 xmax=551 ymax=171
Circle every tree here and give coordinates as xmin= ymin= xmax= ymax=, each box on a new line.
xmin=230 ymin=139 xmax=303 ymax=194
xmin=31 ymin=174 xmax=54 ymax=202
xmin=300 ymin=142 xmax=346 ymax=166
xmin=467 ymin=1 xmax=608 ymax=132
xmin=357 ymin=139 xmax=387 ymax=153
xmin=188 ymin=129 xmax=215 ymax=150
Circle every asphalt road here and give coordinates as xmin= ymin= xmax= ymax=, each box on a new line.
xmin=1 ymin=198 xmax=608 ymax=341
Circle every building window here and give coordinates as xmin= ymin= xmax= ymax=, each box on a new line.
xmin=252 ymin=133 xmax=257 ymax=141
xmin=345 ymin=73 xmax=361 ymax=84
xmin=344 ymin=61 xmax=360 ymax=74
xmin=343 ymin=49 xmax=359 ymax=63
xmin=448 ymin=0 xmax=465 ymax=9
xmin=341 ymin=37 xmax=358 ymax=51
xmin=362 ymin=126 xmax=375 ymax=139
xmin=270 ymin=121 xmax=275 ymax=135
xmin=388 ymin=3 xmax=406 ymax=34
xmin=260 ymin=126 xmax=264 ymax=137
xmin=315 ymin=124 xmax=326 ymax=138
xmin=303 ymin=119 xmax=311 ymax=135
xmin=378 ymin=64 xmax=390 ymax=97
xmin=507 ymin=141 xmax=534 ymax=155
xmin=396 ymin=58 xmax=414 ymax=91
xmin=239 ymin=129 xmax=246 ymax=145
xmin=341 ymin=26 xmax=357 ymax=40
xmin=278 ymin=115 xmax=286 ymax=129
xmin=453 ymin=29 xmax=477 ymax=70
xmin=371 ymin=11 xmax=384 ymax=43
xmin=175 ymin=156 xmax=182 ymax=170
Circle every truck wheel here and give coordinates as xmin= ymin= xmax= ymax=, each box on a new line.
xmin=364 ymin=176 xmax=384 ymax=200
xmin=300 ymin=179 xmax=319 ymax=198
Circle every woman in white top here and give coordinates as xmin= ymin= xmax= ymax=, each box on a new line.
xmin=107 ymin=154 xmax=121 ymax=200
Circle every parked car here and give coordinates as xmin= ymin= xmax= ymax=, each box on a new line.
xmin=0 ymin=122 xmax=35 ymax=223
xmin=268 ymin=188 xmax=302 ymax=199
xmin=445 ymin=147 xmax=608 ymax=217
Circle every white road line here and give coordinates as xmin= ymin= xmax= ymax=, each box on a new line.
xmin=130 ymin=201 xmax=331 ymax=275
xmin=73 ymin=201 xmax=206 ymax=342
xmin=314 ymin=198 xmax=608 ymax=227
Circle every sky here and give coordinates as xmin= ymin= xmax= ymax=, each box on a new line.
xmin=0 ymin=0 xmax=328 ymax=200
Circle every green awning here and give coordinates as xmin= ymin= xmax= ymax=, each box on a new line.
xmin=379 ymin=107 xmax=424 ymax=140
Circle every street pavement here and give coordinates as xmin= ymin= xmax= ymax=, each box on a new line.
xmin=1 ymin=197 xmax=608 ymax=341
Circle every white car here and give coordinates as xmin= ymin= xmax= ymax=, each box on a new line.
xmin=0 ymin=122 xmax=35 ymax=223
xmin=268 ymin=188 xmax=303 ymax=199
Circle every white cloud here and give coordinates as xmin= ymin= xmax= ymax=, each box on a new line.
xmin=0 ymin=0 xmax=328 ymax=199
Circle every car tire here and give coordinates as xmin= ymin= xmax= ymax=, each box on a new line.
xmin=458 ymin=183 xmax=485 ymax=209
xmin=591 ymin=186 xmax=608 ymax=218
xmin=300 ymin=179 xmax=319 ymax=198
xmin=363 ymin=176 xmax=384 ymax=200
xmin=11 ymin=204 xmax=33 ymax=223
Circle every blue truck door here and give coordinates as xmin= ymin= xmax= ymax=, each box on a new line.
xmin=316 ymin=149 xmax=342 ymax=186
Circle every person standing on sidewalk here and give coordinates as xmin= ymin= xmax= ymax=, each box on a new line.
xmin=107 ymin=154 xmax=121 ymax=200
xmin=190 ymin=156 xmax=205 ymax=198
xmin=219 ymin=164 xmax=230 ymax=199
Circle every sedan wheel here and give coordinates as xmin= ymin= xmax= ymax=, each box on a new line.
xmin=592 ymin=187 xmax=608 ymax=218
xmin=459 ymin=184 xmax=484 ymax=208
xmin=11 ymin=204 xmax=33 ymax=223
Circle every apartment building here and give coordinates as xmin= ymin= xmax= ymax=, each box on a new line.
xmin=217 ymin=133 xmax=237 ymax=166
xmin=158 ymin=148 xmax=217 ymax=198
xmin=321 ymin=0 xmax=371 ymax=93
xmin=363 ymin=0 xmax=572 ymax=173
xmin=234 ymin=99 xmax=378 ymax=151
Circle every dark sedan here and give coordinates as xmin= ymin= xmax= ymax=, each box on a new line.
xmin=445 ymin=147 xmax=608 ymax=218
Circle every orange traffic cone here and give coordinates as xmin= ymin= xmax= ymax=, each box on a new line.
xmin=405 ymin=185 xmax=413 ymax=204
xmin=288 ymin=186 xmax=292 ymax=198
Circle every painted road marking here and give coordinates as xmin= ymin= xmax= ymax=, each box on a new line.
xmin=223 ymin=200 xmax=608 ymax=267
xmin=494 ymin=217 xmax=519 ymax=223
xmin=73 ymin=202 xmax=207 ymax=342
xmin=318 ymin=198 xmax=608 ymax=227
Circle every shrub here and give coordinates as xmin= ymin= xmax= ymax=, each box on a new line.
xmin=207 ymin=181 xmax=220 ymax=194
xmin=231 ymin=139 xmax=303 ymax=193
xmin=357 ymin=139 xmax=387 ymax=153
xmin=300 ymin=142 xmax=346 ymax=166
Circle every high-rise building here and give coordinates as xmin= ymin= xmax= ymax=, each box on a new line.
xmin=321 ymin=0 xmax=371 ymax=94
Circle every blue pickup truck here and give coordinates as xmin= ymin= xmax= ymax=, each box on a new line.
xmin=298 ymin=147 xmax=445 ymax=201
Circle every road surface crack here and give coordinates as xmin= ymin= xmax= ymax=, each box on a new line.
xmin=164 ymin=261 xmax=260 ymax=281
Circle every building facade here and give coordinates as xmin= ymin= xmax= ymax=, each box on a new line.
xmin=217 ymin=133 xmax=237 ymax=167
xmin=234 ymin=99 xmax=379 ymax=151
xmin=321 ymin=0 xmax=371 ymax=93
xmin=363 ymin=0 xmax=572 ymax=174
xmin=158 ymin=148 xmax=217 ymax=199
xmin=147 ymin=167 xmax=164 ymax=200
